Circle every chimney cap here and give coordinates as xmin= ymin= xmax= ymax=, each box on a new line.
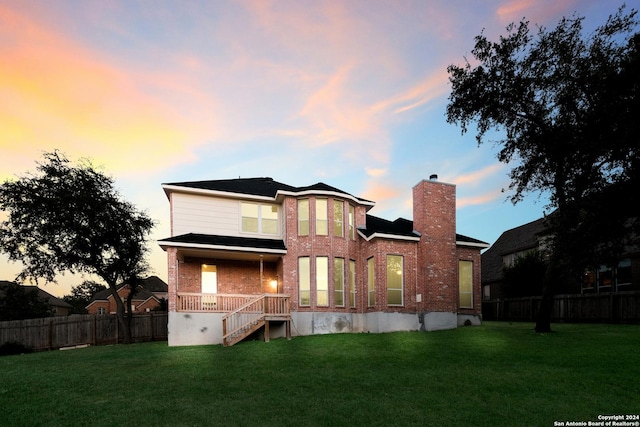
xmin=429 ymin=174 xmax=438 ymax=180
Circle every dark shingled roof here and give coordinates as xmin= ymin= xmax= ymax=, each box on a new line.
xmin=158 ymin=233 xmax=287 ymax=251
xmin=359 ymin=215 xmax=419 ymax=239
xmin=163 ymin=177 xmax=373 ymax=204
xmin=481 ymin=217 xmax=549 ymax=284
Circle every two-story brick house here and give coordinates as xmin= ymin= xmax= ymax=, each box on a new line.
xmin=158 ymin=176 xmax=488 ymax=346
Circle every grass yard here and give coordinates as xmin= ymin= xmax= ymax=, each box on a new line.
xmin=1 ymin=322 xmax=638 ymax=426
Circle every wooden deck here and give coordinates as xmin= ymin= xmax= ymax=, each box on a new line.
xmin=177 ymin=293 xmax=291 ymax=346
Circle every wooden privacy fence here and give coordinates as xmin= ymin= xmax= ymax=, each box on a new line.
xmin=0 ymin=312 xmax=168 ymax=351
xmin=482 ymin=291 xmax=640 ymax=323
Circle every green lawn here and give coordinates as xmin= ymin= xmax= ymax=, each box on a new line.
xmin=1 ymin=322 xmax=638 ymax=426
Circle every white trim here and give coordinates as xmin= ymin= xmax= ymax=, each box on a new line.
xmin=456 ymin=240 xmax=490 ymax=249
xmin=162 ymin=184 xmax=376 ymax=209
xmin=162 ymin=184 xmax=276 ymax=202
xmin=357 ymin=230 xmax=421 ymax=242
xmin=158 ymin=240 xmax=287 ymax=254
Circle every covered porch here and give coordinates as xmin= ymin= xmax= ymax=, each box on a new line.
xmin=160 ymin=234 xmax=291 ymax=346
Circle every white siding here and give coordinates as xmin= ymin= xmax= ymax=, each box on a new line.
xmin=171 ymin=192 xmax=283 ymax=239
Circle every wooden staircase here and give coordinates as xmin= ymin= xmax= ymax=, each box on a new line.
xmin=222 ymin=294 xmax=291 ymax=347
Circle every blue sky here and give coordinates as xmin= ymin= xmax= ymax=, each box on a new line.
xmin=1 ymin=0 xmax=636 ymax=296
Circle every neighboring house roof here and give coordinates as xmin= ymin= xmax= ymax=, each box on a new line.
xmin=0 ymin=281 xmax=72 ymax=310
xmin=162 ymin=177 xmax=375 ymax=207
xmin=85 ymin=276 xmax=168 ymax=308
xmin=481 ymin=217 xmax=549 ymax=284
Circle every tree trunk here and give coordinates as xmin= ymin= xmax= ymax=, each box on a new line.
xmin=108 ymin=284 xmax=133 ymax=344
xmin=535 ymin=258 xmax=559 ymax=333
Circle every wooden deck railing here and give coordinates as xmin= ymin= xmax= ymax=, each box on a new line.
xmin=176 ymin=293 xmax=258 ymax=312
xmin=222 ymin=294 xmax=290 ymax=346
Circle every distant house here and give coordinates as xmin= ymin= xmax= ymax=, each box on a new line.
xmin=481 ymin=216 xmax=640 ymax=299
xmin=158 ymin=176 xmax=489 ymax=347
xmin=85 ymin=276 xmax=168 ymax=315
xmin=0 ymin=281 xmax=73 ymax=317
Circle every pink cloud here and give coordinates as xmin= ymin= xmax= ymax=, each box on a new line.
xmin=0 ymin=4 xmax=217 ymax=177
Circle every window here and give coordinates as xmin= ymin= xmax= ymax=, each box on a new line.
xmin=299 ymin=257 xmax=310 ymax=306
xmin=241 ymin=203 xmax=259 ymax=233
xmin=316 ymin=199 xmax=328 ymax=235
xmin=98 ymin=307 xmax=106 ymax=315
xmin=241 ymin=202 xmax=278 ymax=234
xmin=367 ymin=257 xmax=375 ymax=306
xmin=459 ymin=260 xmax=473 ymax=308
xmin=349 ymin=260 xmax=356 ymax=308
xmin=316 ymin=257 xmax=328 ymax=306
xmin=201 ymin=264 xmax=217 ymax=293
xmin=386 ymin=255 xmax=403 ymax=305
xmin=334 ymin=258 xmax=345 ymax=307
xmin=349 ymin=205 xmax=355 ymax=240
xmin=333 ymin=200 xmax=344 ymax=237
xmin=598 ymin=265 xmax=613 ymax=289
xmin=298 ymin=199 xmax=309 ymax=236
xmin=617 ymin=259 xmax=632 ymax=287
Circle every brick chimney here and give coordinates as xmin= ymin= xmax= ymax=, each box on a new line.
xmin=412 ymin=177 xmax=458 ymax=316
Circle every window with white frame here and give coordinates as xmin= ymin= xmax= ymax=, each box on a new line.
xmin=349 ymin=260 xmax=356 ymax=308
xmin=367 ymin=257 xmax=375 ymax=306
xmin=316 ymin=199 xmax=328 ymax=235
xmin=316 ymin=256 xmax=328 ymax=306
xmin=348 ymin=205 xmax=355 ymax=240
xmin=333 ymin=200 xmax=344 ymax=237
xmin=386 ymin=255 xmax=403 ymax=306
xmin=241 ymin=202 xmax=278 ymax=235
xmin=334 ymin=258 xmax=345 ymax=307
xmin=459 ymin=260 xmax=473 ymax=308
xmin=299 ymin=257 xmax=310 ymax=306
xmin=298 ymin=199 xmax=309 ymax=236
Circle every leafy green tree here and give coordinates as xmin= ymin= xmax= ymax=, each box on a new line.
xmin=63 ymin=280 xmax=107 ymax=314
xmin=447 ymin=6 xmax=639 ymax=332
xmin=501 ymin=251 xmax=547 ymax=298
xmin=0 ymin=152 xmax=154 ymax=343
xmin=0 ymin=282 xmax=52 ymax=321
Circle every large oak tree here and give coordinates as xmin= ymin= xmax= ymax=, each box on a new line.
xmin=0 ymin=152 xmax=154 ymax=343
xmin=446 ymin=6 xmax=639 ymax=332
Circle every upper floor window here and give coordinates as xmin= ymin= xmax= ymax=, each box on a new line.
xmin=348 ymin=205 xmax=355 ymax=240
xmin=333 ymin=200 xmax=344 ymax=237
xmin=241 ymin=202 xmax=278 ymax=235
xmin=298 ymin=199 xmax=309 ymax=236
xmin=316 ymin=199 xmax=328 ymax=235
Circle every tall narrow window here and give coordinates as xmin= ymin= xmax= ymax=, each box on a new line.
xmin=349 ymin=260 xmax=356 ymax=308
xmin=334 ymin=258 xmax=345 ymax=307
xmin=386 ymin=255 xmax=403 ymax=305
xmin=333 ymin=200 xmax=344 ymax=237
xmin=348 ymin=205 xmax=355 ymax=240
xmin=299 ymin=257 xmax=310 ymax=306
xmin=459 ymin=260 xmax=473 ymax=308
xmin=367 ymin=257 xmax=375 ymax=306
xmin=316 ymin=257 xmax=328 ymax=306
xmin=298 ymin=199 xmax=309 ymax=236
xmin=316 ymin=199 xmax=328 ymax=235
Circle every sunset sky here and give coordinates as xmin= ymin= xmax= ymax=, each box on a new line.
xmin=1 ymin=0 xmax=635 ymax=297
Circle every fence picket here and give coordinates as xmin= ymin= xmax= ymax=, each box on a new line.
xmin=0 ymin=313 xmax=168 ymax=351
